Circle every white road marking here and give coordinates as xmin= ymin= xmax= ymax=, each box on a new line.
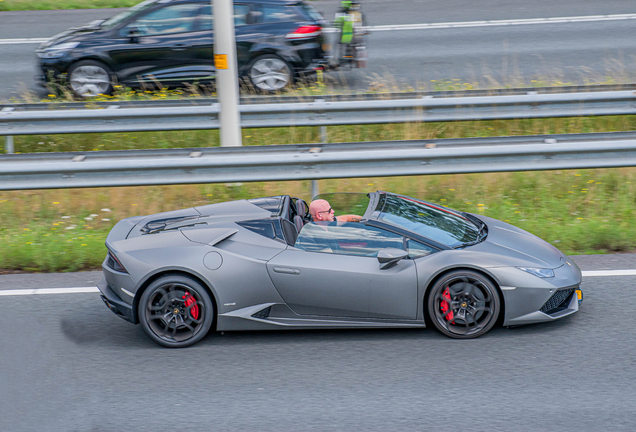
xmin=0 ymin=268 xmax=634 ymax=296
xmin=0 ymin=38 xmax=48 ymax=45
xmin=2 ymin=13 xmax=636 ymax=45
xmin=364 ymin=13 xmax=636 ymax=32
xmin=0 ymin=286 xmax=99 ymax=296
xmin=581 ymin=269 xmax=636 ymax=277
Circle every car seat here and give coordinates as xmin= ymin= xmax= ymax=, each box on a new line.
xmin=293 ymin=199 xmax=307 ymax=232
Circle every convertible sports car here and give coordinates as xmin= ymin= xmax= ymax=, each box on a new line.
xmin=98 ymin=191 xmax=583 ymax=347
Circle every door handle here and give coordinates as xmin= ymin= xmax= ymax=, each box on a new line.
xmin=273 ymin=267 xmax=300 ymax=275
xmin=172 ymin=43 xmax=187 ymax=51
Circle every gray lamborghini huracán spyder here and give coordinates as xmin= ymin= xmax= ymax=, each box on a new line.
xmin=98 ymin=191 xmax=583 ymax=347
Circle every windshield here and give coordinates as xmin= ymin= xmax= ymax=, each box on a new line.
xmin=101 ymin=0 xmax=157 ymax=30
xmin=376 ymin=194 xmax=480 ymax=248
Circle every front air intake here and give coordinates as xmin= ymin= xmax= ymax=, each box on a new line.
xmin=540 ymin=288 xmax=575 ymax=315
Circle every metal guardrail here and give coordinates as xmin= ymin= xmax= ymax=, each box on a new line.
xmin=2 ymin=132 xmax=636 ymax=190
xmin=2 ymin=90 xmax=636 ymax=138
xmin=3 ymin=84 xmax=636 ymax=111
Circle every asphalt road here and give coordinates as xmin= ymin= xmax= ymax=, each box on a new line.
xmin=1 ymin=0 xmax=636 ymax=101
xmin=0 ymin=253 xmax=635 ymax=431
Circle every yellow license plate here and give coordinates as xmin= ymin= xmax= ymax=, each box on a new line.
xmin=575 ymin=289 xmax=582 ymax=300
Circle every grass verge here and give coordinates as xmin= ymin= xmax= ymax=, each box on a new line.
xmin=0 ymin=0 xmax=138 ymax=12
xmin=1 ymin=167 xmax=635 ymax=273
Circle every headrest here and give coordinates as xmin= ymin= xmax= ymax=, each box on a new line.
xmin=296 ymin=200 xmax=307 ymax=219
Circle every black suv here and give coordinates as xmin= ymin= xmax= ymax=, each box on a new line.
xmin=35 ymin=0 xmax=327 ymax=96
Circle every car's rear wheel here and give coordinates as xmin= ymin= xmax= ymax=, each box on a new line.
xmin=139 ymin=275 xmax=214 ymax=348
xmin=427 ymin=270 xmax=500 ymax=339
xmin=68 ymin=60 xmax=113 ymax=98
xmin=247 ymin=54 xmax=293 ymax=92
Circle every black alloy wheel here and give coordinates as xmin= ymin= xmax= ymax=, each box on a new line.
xmin=139 ymin=275 xmax=214 ymax=348
xmin=427 ymin=270 xmax=500 ymax=339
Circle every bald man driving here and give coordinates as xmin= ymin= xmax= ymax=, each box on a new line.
xmin=308 ymin=199 xmax=362 ymax=223
xmin=295 ymin=199 xmax=362 ymax=253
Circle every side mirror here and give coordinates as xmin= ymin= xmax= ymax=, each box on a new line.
xmin=245 ymin=11 xmax=261 ymax=25
xmin=377 ymin=248 xmax=409 ymax=270
xmin=127 ymin=27 xmax=142 ymax=41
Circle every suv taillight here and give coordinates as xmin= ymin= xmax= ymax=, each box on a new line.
xmin=286 ymin=25 xmax=321 ymax=40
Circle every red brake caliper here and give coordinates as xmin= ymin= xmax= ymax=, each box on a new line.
xmin=182 ymin=292 xmax=199 ymax=320
xmin=440 ymin=287 xmax=455 ymax=323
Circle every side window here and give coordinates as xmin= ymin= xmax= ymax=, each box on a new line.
xmin=127 ymin=3 xmax=200 ymax=35
xmin=198 ymin=4 xmax=251 ymax=30
xmin=407 ymin=239 xmax=435 ymax=258
xmin=260 ymin=5 xmax=299 ymax=23
xmin=295 ymin=222 xmax=404 ymax=257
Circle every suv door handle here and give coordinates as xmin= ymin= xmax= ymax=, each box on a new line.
xmin=172 ymin=43 xmax=188 ymax=51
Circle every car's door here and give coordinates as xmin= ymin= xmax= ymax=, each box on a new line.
xmin=108 ymin=2 xmax=206 ymax=84
xmin=193 ymin=3 xmax=255 ymax=82
xmin=266 ymin=222 xmax=418 ymax=319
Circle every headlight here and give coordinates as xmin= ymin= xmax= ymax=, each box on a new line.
xmin=36 ymin=41 xmax=80 ymax=58
xmin=517 ymin=267 xmax=555 ymax=278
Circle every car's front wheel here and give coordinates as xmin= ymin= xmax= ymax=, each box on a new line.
xmin=138 ymin=275 xmax=214 ymax=348
xmin=67 ymin=60 xmax=113 ymax=98
xmin=247 ymin=54 xmax=293 ymax=92
xmin=427 ymin=270 xmax=500 ymax=339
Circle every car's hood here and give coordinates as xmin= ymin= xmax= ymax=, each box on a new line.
xmin=468 ymin=215 xmax=564 ymax=269
xmin=37 ymin=20 xmax=104 ymax=50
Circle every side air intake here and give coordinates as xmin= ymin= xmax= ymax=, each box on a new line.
xmin=251 ymin=306 xmax=272 ymax=320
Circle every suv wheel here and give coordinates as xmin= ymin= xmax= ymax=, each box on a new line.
xmin=248 ymin=55 xmax=293 ymax=92
xmin=68 ymin=60 xmax=113 ymax=98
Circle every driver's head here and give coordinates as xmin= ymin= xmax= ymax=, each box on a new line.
xmin=309 ymin=199 xmax=335 ymax=222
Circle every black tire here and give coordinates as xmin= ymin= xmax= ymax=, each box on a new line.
xmin=246 ymin=54 xmax=293 ymax=93
xmin=427 ymin=270 xmax=500 ymax=339
xmin=67 ymin=60 xmax=114 ymax=98
xmin=138 ymin=275 xmax=214 ymax=348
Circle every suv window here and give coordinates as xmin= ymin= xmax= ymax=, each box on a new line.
xmin=295 ymin=222 xmax=404 ymax=257
xmin=127 ymin=3 xmax=201 ymax=35
xmin=298 ymin=3 xmax=324 ymax=22
xmin=198 ymin=4 xmax=251 ymax=30
xmin=260 ymin=4 xmax=299 ymax=23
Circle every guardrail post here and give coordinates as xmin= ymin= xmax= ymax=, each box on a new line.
xmin=320 ymin=125 xmax=327 ymax=143
xmin=311 ymin=180 xmax=319 ymax=199
xmin=5 ymin=136 xmax=14 ymax=154
xmin=310 ymin=125 xmax=327 ymax=198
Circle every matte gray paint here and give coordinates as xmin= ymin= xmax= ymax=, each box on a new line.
xmin=267 ymin=248 xmax=418 ymax=319
xmin=99 ymin=195 xmax=582 ymax=336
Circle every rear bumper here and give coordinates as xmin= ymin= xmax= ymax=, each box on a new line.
xmin=97 ymin=275 xmax=135 ymax=324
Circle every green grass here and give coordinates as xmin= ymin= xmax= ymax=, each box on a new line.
xmin=1 ymin=167 xmax=635 ymax=272
xmin=0 ymin=0 xmax=139 ymax=12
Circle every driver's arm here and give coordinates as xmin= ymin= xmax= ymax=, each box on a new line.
xmin=336 ymin=214 xmax=362 ymax=223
